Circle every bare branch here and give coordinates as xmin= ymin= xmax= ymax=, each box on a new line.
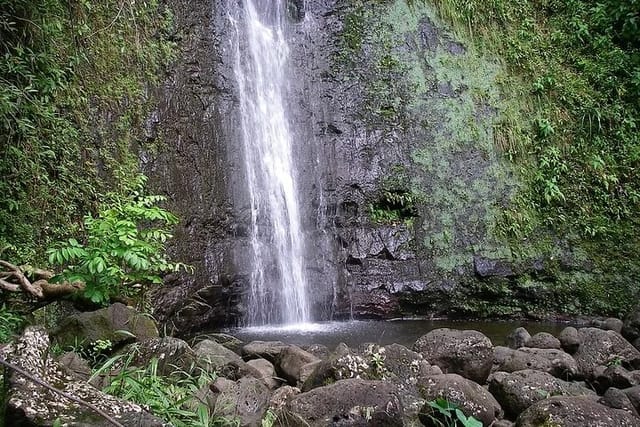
xmin=0 ymin=261 xmax=43 ymax=298
xmin=0 ymin=279 xmax=20 ymax=292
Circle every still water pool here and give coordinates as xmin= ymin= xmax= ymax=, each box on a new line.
xmin=219 ymin=319 xmax=571 ymax=349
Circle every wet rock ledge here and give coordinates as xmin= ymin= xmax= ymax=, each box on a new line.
xmin=2 ymin=304 xmax=640 ymax=426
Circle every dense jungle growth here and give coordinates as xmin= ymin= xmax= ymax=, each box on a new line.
xmin=0 ymin=0 xmax=639 ymax=325
xmin=429 ymin=0 xmax=640 ymax=314
xmin=0 ymin=0 xmax=174 ymax=265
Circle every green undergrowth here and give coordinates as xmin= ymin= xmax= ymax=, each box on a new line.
xmin=92 ymin=352 xmax=234 ymax=426
xmin=0 ymin=0 xmax=175 ymax=265
xmin=427 ymin=0 xmax=640 ymax=246
xmin=423 ymin=0 xmax=640 ymax=315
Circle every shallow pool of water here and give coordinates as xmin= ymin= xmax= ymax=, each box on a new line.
xmin=219 ymin=319 xmax=570 ymax=349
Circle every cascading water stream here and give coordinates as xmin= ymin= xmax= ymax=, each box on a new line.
xmin=232 ymin=0 xmax=310 ymax=326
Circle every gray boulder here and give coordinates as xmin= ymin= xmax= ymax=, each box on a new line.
xmin=525 ymin=332 xmax=561 ymax=350
xmin=269 ymin=385 xmax=301 ymax=410
xmin=559 ymin=327 xmax=581 ymax=354
xmin=281 ymin=379 xmax=404 ymax=426
xmin=418 ymin=373 xmax=503 ymax=426
xmin=194 ymin=339 xmax=253 ymax=379
xmin=302 ymin=344 xmax=387 ymax=391
xmin=488 ymin=370 xmax=595 ymax=418
xmin=599 ymin=387 xmax=639 ymax=417
xmin=57 ymin=351 xmax=92 ymax=382
xmin=242 ymin=340 xmax=289 ymax=362
xmin=214 ymin=376 xmax=271 ymax=426
xmin=276 ymin=345 xmax=321 ymax=386
xmin=622 ymin=385 xmax=640 ymax=414
xmin=51 ymin=302 xmax=158 ymax=349
xmin=595 ymin=365 xmax=640 ymax=393
xmin=592 ymin=318 xmax=624 ymax=333
xmin=302 ymin=343 xmax=331 ymax=360
xmin=493 ymin=346 xmax=578 ymax=379
xmin=246 ymin=358 xmax=280 ymax=389
xmin=623 ymin=306 xmax=640 ymax=345
xmin=507 ymin=327 xmax=531 ymax=350
xmin=573 ymin=328 xmax=640 ymax=380
xmin=194 ymin=332 xmax=244 ymax=353
xmin=413 ymin=328 xmax=494 ymax=384
xmin=515 ymin=396 xmax=639 ymax=426
xmin=377 ymin=343 xmax=442 ymax=387
xmin=2 ymin=326 xmax=165 ymax=426
xmin=130 ymin=336 xmax=196 ymax=376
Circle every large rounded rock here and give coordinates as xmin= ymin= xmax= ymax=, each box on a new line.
xmin=2 ymin=326 xmax=165 ymax=426
xmin=595 ymin=365 xmax=640 ymax=393
xmin=623 ymin=385 xmax=640 ymax=414
xmin=375 ymin=343 xmax=442 ymax=387
xmin=573 ymin=328 xmax=640 ymax=380
xmin=130 ymin=336 xmax=196 ymax=375
xmin=599 ymin=387 xmax=639 ymax=417
xmin=302 ymin=344 xmax=386 ymax=391
xmin=194 ymin=339 xmax=255 ymax=379
xmin=515 ymin=396 xmax=639 ymax=426
xmin=418 ymin=373 xmax=503 ymax=426
xmin=51 ymin=302 xmax=159 ymax=348
xmin=507 ymin=327 xmax=531 ymax=350
xmin=282 ymin=379 xmax=404 ymax=426
xmin=246 ymin=358 xmax=280 ymax=389
xmin=525 ymin=332 xmax=561 ymax=350
xmin=622 ymin=306 xmax=640 ymax=346
xmin=194 ymin=332 xmax=244 ymax=353
xmin=592 ymin=318 xmax=624 ymax=333
xmin=493 ymin=346 xmax=578 ymax=379
xmin=277 ymin=345 xmax=321 ymax=386
xmin=214 ymin=376 xmax=272 ymax=426
xmin=559 ymin=327 xmax=581 ymax=354
xmin=242 ymin=341 xmax=289 ymax=362
xmin=413 ymin=328 xmax=494 ymax=384
xmin=488 ymin=370 xmax=595 ymax=418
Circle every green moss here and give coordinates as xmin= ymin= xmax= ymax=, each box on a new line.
xmin=0 ymin=0 xmax=175 ymax=265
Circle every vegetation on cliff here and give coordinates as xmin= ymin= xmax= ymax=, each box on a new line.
xmin=0 ymin=0 xmax=174 ymax=265
xmin=0 ymin=0 xmax=176 ymax=337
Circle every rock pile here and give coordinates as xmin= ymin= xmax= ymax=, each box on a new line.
xmin=4 ymin=305 xmax=640 ymax=426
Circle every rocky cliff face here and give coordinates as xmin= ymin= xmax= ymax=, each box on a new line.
xmin=147 ymin=0 xmax=584 ymax=333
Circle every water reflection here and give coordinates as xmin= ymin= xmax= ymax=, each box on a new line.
xmin=220 ymin=319 xmax=572 ymax=348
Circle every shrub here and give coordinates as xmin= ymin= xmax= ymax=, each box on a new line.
xmin=47 ymin=175 xmax=189 ymax=305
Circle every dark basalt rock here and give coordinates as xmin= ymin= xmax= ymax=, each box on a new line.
xmin=623 ymin=306 xmax=640 ymax=344
xmin=413 ymin=328 xmax=494 ymax=384
xmin=573 ymin=328 xmax=640 ymax=380
xmin=51 ymin=302 xmax=158 ymax=349
xmin=515 ymin=396 xmax=639 ymax=427
xmin=488 ymin=370 xmax=595 ymax=418
xmin=282 ymin=379 xmax=405 ymax=427
xmin=418 ymin=373 xmax=503 ymax=426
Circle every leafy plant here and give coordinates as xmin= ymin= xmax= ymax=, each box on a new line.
xmin=423 ymin=398 xmax=482 ymax=427
xmin=0 ymin=305 xmax=25 ymax=343
xmin=369 ymin=189 xmax=421 ymax=225
xmin=92 ymin=353 xmax=227 ymax=427
xmin=47 ymin=176 xmax=189 ymax=305
xmin=261 ymin=409 xmax=277 ymax=427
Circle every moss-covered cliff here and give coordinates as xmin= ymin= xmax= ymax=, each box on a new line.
xmin=0 ymin=0 xmax=174 ymax=264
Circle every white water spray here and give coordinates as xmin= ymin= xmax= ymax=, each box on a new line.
xmin=232 ymin=0 xmax=310 ymax=325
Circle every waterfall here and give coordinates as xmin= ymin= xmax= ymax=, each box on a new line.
xmin=232 ymin=0 xmax=310 ymax=325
